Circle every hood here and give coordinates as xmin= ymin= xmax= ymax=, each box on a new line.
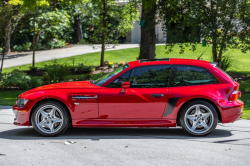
xmin=20 ymin=81 xmax=100 ymax=96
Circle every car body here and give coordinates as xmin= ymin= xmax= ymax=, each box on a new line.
xmin=13 ymin=58 xmax=244 ymax=136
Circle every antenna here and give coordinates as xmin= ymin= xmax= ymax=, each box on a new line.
xmin=197 ymin=46 xmax=209 ymax=60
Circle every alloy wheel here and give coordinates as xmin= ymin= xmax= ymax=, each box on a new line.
xmin=184 ymin=104 xmax=214 ymax=134
xmin=35 ymin=105 xmax=64 ymax=134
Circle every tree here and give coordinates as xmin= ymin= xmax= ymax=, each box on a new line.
xmin=81 ymin=0 xmax=139 ymax=66
xmin=0 ymin=1 xmax=22 ymax=73
xmin=139 ymin=0 xmax=157 ymax=59
xmin=160 ymin=0 xmax=250 ymax=67
xmin=9 ymin=0 xmax=81 ymax=67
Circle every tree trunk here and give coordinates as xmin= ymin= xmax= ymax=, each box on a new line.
xmin=100 ymin=0 xmax=107 ymax=67
xmin=0 ymin=39 xmax=7 ymax=74
xmin=53 ymin=0 xmax=57 ymax=11
xmin=74 ymin=15 xmax=83 ymax=43
xmin=0 ymin=49 xmax=5 ymax=74
xmin=5 ymin=18 xmax=12 ymax=54
xmin=35 ymin=30 xmax=41 ymax=43
xmin=139 ymin=0 xmax=156 ymax=59
xmin=212 ymin=41 xmax=217 ymax=63
xmin=32 ymin=15 xmax=36 ymax=67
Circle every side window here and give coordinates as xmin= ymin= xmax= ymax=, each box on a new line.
xmin=169 ymin=65 xmax=219 ymax=87
xmin=106 ymin=70 xmax=131 ymax=88
xmin=129 ymin=65 xmax=171 ymax=88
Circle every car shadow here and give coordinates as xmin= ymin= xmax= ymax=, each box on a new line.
xmin=1 ymin=53 xmax=30 ymax=60
xmin=0 ymin=127 xmax=232 ymax=140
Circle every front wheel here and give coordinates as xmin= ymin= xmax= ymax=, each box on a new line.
xmin=31 ymin=101 xmax=69 ymax=136
xmin=180 ymin=100 xmax=218 ymax=136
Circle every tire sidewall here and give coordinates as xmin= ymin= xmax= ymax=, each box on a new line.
xmin=180 ymin=100 xmax=218 ymax=136
xmin=31 ymin=101 xmax=69 ymax=136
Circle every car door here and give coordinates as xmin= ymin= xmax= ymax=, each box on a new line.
xmin=99 ymin=65 xmax=172 ymax=119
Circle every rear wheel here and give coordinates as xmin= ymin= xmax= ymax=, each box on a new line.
xmin=31 ymin=101 xmax=69 ymax=136
xmin=180 ymin=100 xmax=218 ymax=136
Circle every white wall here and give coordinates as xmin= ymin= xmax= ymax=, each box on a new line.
xmin=131 ymin=21 xmax=141 ymax=44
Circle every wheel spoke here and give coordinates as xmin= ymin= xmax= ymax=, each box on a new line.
xmin=40 ymin=111 xmax=47 ymax=118
xmin=38 ymin=120 xmax=47 ymax=127
xmin=186 ymin=114 xmax=196 ymax=121
xmin=202 ymin=112 xmax=211 ymax=120
xmin=195 ymin=106 xmax=201 ymax=115
xmin=200 ymin=120 xmax=209 ymax=129
xmin=53 ymin=117 xmax=62 ymax=123
xmin=191 ymin=120 xmax=199 ymax=130
xmin=49 ymin=108 xmax=56 ymax=117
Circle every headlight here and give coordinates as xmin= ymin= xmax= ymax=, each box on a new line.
xmin=16 ymin=98 xmax=29 ymax=107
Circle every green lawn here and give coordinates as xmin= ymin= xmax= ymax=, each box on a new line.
xmin=3 ymin=44 xmax=250 ymax=77
xmin=0 ymin=91 xmax=26 ymax=106
xmin=240 ymin=93 xmax=250 ymax=119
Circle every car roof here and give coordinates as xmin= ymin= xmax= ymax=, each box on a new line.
xmin=128 ymin=58 xmax=210 ymax=67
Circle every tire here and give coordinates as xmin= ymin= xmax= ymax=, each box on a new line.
xmin=180 ymin=100 xmax=218 ymax=136
xmin=31 ymin=101 xmax=70 ymax=137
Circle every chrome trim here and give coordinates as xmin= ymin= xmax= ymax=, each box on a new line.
xmin=74 ymin=103 xmax=80 ymax=105
xmin=72 ymin=95 xmax=98 ymax=99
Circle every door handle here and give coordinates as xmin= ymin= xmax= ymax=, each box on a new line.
xmin=152 ymin=94 xmax=164 ymax=98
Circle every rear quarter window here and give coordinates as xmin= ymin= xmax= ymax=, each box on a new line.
xmin=170 ymin=65 xmax=220 ymax=87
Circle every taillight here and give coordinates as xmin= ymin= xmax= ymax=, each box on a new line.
xmin=229 ymin=86 xmax=241 ymax=101
xmin=229 ymin=90 xmax=238 ymax=101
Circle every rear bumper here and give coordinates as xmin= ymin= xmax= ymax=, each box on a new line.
xmin=220 ymin=99 xmax=244 ymax=123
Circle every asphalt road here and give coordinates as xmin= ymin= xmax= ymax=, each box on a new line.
xmin=0 ymin=108 xmax=250 ymax=166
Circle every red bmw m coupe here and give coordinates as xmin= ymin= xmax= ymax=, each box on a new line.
xmin=13 ymin=58 xmax=243 ymax=136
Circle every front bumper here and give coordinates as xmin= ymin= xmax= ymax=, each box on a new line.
xmin=13 ymin=103 xmax=33 ymax=126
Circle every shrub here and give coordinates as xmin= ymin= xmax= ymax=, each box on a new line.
xmin=44 ymin=61 xmax=69 ymax=82
xmin=0 ymin=70 xmax=31 ymax=89
xmin=55 ymin=40 xmax=65 ymax=48
xmin=75 ymin=63 xmax=95 ymax=73
xmin=35 ymin=43 xmax=42 ymax=50
xmin=46 ymin=39 xmax=65 ymax=49
xmin=29 ymin=66 xmax=38 ymax=72
xmin=30 ymin=77 xmax=43 ymax=88
xmin=77 ymin=74 xmax=87 ymax=81
xmin=0 ymin=47 xmax=3 ymax=53
xmin=118 ymin=61 xmax=125 ymax=67
xmin=107 ymin=62 xmax=114 ymax=68
xmin=20 ymin=81 xmax=29 ymax=90
xmin=13 ymin=45 xmax=23 ymax=52
xmin=90 ymin=72 xmax=106 ymax=80
xmin=22 ymin=42 xmax=32 ymax=51
xmin=221 ymin=53 xmax=235 ymax=71
xmin=46 ymin=40 xmax=55 ymax=49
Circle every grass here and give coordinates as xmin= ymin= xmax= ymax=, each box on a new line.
xmin=240 ymin=79 xmax=250 ymax=93
xmin=0 ymin=91 xmax=26 ymax=106
xmin=240 ymin=94 xmax=250 ymax=119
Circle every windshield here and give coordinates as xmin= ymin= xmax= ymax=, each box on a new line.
xmin=92 ymin=64 xmax=129 ymax=86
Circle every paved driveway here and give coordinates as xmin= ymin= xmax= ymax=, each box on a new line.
xmin=1 ymin=44 xmax=149 ymax=69
xmin=0 ymin=108 xmax=249 ymax=166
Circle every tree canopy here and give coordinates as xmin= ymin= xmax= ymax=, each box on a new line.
xmin=159 ymin=0 xmax=250 ymax=67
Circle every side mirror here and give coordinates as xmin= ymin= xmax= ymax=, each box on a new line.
xmin=121 ymin=82 xmax=130 ymax=93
